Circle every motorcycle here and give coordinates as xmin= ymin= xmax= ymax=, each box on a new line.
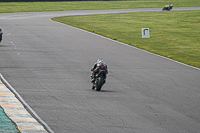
xmin=162 ymin=4 xmax=173 ymax=11
xmin=91 ymin=70 xmax=106 ymax=91
xmin=0 ymin=28 xmax=3 ymax=43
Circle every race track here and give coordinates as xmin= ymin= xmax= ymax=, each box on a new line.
xmin=0 ymin=7 xmax=200 ymax=133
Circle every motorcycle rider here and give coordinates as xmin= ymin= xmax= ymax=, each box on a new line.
xmin=165 ymin=5 xmax=170 ymax=8
xmin=91 ymin=59 xmax=108 ymax=83
xmin=164 ymin=4 xmax=173 ymax=10
xmin=0 ymin=28 xmax=3 ymax=43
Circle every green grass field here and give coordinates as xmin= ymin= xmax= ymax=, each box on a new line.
xmin=53 ymin=10 xmax=200 ymax=68
xmin=1 ymin=1 xmax=200 ymax=68
xmin=0 ymin=0 xmax=200 ymax=13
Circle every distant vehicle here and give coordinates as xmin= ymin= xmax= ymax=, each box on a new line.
xmin=162 ymin=4 xmax=173 ymax=11
xmin=0 ymin=28 xmax=2 ymax=43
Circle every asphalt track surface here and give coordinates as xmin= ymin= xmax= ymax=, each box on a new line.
xmin=0 ymin=7 xmax=200 ymax=133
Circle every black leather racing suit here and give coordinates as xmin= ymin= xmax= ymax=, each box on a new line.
xmin=91 ymin=63 xmax=108 ymax=83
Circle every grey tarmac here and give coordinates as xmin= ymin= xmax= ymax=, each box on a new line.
xmin=0 ymin=7 xmax=200 ymax=133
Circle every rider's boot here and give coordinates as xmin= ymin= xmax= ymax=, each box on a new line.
xmin=91 ymin=78 xmax=95 ymax=83
xmin=91 ymin=72 xmax=96 ymax=83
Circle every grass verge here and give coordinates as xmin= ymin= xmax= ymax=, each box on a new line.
xmin=52 ymin=10 xmax=200 ymax=68
xmin=0 ymin=0 xmax=200 ymax=13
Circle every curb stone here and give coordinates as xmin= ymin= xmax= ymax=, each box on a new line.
xmin=0 ymin=80 xmax=48 ymax=133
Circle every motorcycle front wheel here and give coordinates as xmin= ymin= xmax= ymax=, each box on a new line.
xmin=96 ymin=77 xmax=103 ymax=91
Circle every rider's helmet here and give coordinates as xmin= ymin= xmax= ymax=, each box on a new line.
xmin=97 ymin=59 xmax=103 ymax=64
xmin=97 ymin=59 xmax=102 ymax=63
xmin=97 ymin=59 xmax=104 ymax=67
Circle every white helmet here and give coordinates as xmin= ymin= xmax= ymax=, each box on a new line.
xmin=97 ymin=59 xmax=104 ymax=66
